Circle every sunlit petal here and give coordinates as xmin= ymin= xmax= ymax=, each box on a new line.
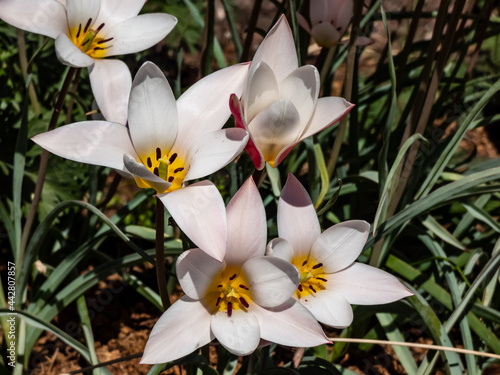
xmin=66 ymin=0 xmax=100 ymax=33
xmin=141 ymin=296 xmax=213 ymax=364
xmin=88 ymin=59 xmax=131 ymax=125
xmin=300 ymin=97 xmax=353 ymax=140
xmin=95 ymin=0 xmax=146 ymax=28
xmin=123 ymin=153 xmax=171 ymax=193
xmin=158 ymin=181 xmax=227 ymax=261
xmin=265 ymin=238 xmax=295 ymax=263
xmin=55 ymin=33 xmax=95 ymax=67
xmin=311 ymin=220 xmax=370 ymax=273
xmin=300 ymin=289 xmax=353 ymax=328
xmin=211 ymin=310 xmax=260 ymax=356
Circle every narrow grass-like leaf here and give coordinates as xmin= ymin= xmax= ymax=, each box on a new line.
xmin=462 ymin=203 xmax=500 ymax=233
xmin=313 ymin=143 xmax=330 ymax=209
xmin=123 ymin=273 xmax=163 ymax=311
xmin=317 ymin=180 xmax=342 ymax=216
xmin=422 ymin=215 xmax=466 ymax=250
xmin=376 ymin=313 xmax=418 ymax=374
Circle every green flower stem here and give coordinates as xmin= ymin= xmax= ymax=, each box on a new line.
xmin=16 ymin=29 xmax=40 ymax=116
xmin=156 ymin=197 xmax=171 ymax=310
xmin=20 ymin=66 xmax=79 ymax=256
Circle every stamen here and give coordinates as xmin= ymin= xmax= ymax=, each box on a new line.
xmin=81 ymin=39 xmax=90 ymax=47
xmin=302 ymin=260 xmax=308 ymax=266
xmin=169 ymin=153 xmax=177 ymax=164
xmin=97 ymin=37 xmax=114 ymax=44
xmin=239 ymin=284 xmax=249 ymax=290
xmin=156 ymin=148 xmax=162 ymax=161
xmin=153 ymin=167 xmax=159 ymax=176
xmin=227 ymin=302 xmax=233 ymax=317
xmin=84 ymin=18 xmax=92 ymax=33
xmin=76 ymin=24 xmax=82 ymax=38
xmin=168 ymin=176 xmax=174 ymax=183
xmin=239 ymin=297 xmax=249 ymax=308
xmin=337 ymin=26 xmax=342 ymax=31
xmin=229 ymin=274 xmax=237 ymax=281
xmin=316 ymin=277 xmax=328 ymax=282
xmin=312 ymin=263 xmax=323 ymax=269
xmin=174 ymin=167 xmax=184 ymax=173
xmin=297 ymin=284 xmax=303 ymax=292
xmin=93 ymin=47 xmax=104 ymax=51
xmin=309 ymin=285 xmax=317 ymax=293
xmin=217 ymin=284 xmax=222 ymax=288
xmin=95 ymin=23 xmax=105 ymax=34
xmin=147 ymin=157 xmax=152 ymax=168
xmin=216 ymin=297 xmax=221 ymax=306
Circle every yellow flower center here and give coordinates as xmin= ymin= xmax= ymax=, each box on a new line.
xmin=137 ymin=147 xmax=187 ymax=193
xmin=292 ymin=255 xmax=328 ymax=299
xmin=69 ymin=18 xmax=112 ymax=58
xmin=204 ymin=266 xmax=252 ymax=317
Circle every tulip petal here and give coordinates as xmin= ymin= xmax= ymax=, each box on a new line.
xmin=301 ymin=97 xmax=353 ymax=140
xmin=141 ymin=296 xmax=213 ymax=364
xmin=128 ymin=61 xmax=178 ymax=159
xmin=329 ymin=263 xmax=413 ymax=305
xmin=183 ymin=128 xmax=249 ymax=182
xmin=66 ymin=0 xmax=100 ymax=34
xmin=55 ymin=33 xmax=95 ymax=67
xmin=311 ymin=23 xmax=341 ymax=48
xmin=265 ymin=238 xmax=294 ymax=263
xmin=123 ymin=153 xmax=171 ymax=192
xmin=278 ymin=174 xmax=320 ymax=257
xmin=310 ymin=0 xmax=330 ymax=25
xmin=158 ymin=181 xmax=227 ymax=261
xmin=300 ymin=289 xmax=353 ymax=328
xmin=279 ymin=65 xmax=319 ymax=127
xmin=243 ymin=61 xmax=279 ymax=125
xmin=0 ymin=0 xmax=67 ymax=38
xmin=247 ymin=98 xmax=302 ymax=166
xmin=311 ymin=220 xmax=370 ymax=273
xmin=175 ymin=63 xmax=250 ymax=152
xmin=225 ymin=178 xmax=266 ymax=264
xmin=176 ymin=249 xmax=226 ymax=300
xmin=243 ymin=256 xmax=299 ymax=308
xmin=95 ymin=0 xmax=145 ymax=28
xmin=230 ymin=94 xmax=264 ymax=170
xmin=251 ymin=15 xmax=298 ymax=83
xmin=88 ymin=59 xmax=131 ymax=125
xmin=333 ymin=0 xmax=353 ymax=34
xmin=105 ymin=13 xmax=177 ymax=56
xmin=31 ymin=121 xmax=136 ymax=174
xmin=252 ymin=299 xmax=329 ymax=347
xmin=296 ymin=12 xmax=312 ymax=35
xmin=211 ymin=310 xmax=260 ymax=356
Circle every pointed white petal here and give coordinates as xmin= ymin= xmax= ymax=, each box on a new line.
xmin=329 ymin=263 xmax=413 ymax=305
xmin=296 ymin=12 xmax=312 ymax=35
xmin=224 ymin=178 xmax=266 ymax=265
xmin=251 ymin=15 xmax=298 ymax=83
xmin=300 ymin=289 xmax=353 ymax=328
xmin=89 ymin=59 xmax=131 ymax=125
xmin=243 ymin=61 xmax=279 ymax=125
xmin=123 ymin=153 xmax=171 ymax=192
xmin=243 ymin=256 xmax=299 ymax=308
xmin=95 ymin=0 xmax=145 ymax=28
xmin=300 ymin=97 xmax=353 ymax=140
xmin=278 ymin=173 xmax=320 ymax=257
xmin=265 ymin=238 xmax=295 ymax=263
xmin=183 ymin=128 xmax=249 ymax=182
xmin=55 ymin=33 xmax=95 ymax=67
xmin=311 ymin=23 xmax=341 ymax=48
xmin=252 ymin=299 xmax=329 ymax=347
xmin=105 ymin=13 xmax=177 ymax=56
xmin=311 ymin=220 xmax=370 ymax=273
xmin=175 ymin=63 xmax=250 ymax=152
xmin=279 ymin=65 xmax=319 ymax=126
xmin=128 ymin=61 xmax=177 ymax=159
xmin=211 ymin=310 xmax=260 ymax=356
xmin=176 ymin=249 xmax=226 ymax=300
xmin=0 ymin=0 xmax=67 ymax=38
xmin=66 ymin=0 xmax=100 ymax=32
xmin=247 ymin=98 xmax=302 ymax=165
xmin=31 ymin=121 xmax=135 ymax=173
xmin=141 ymin=296 xmax=213 ymax=364
xmin=158 ymin=181 xmax=227 ymax=262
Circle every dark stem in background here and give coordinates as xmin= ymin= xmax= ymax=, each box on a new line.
xmin=156 ymin=197 xmax=171 ymax=310
xmin=21 ymin=67 xmax=79 ymax=252
xmin=240 ymin=0 xmax=263 ymax=62
xmin=252 ymin=168 xmax=265 ymax=188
